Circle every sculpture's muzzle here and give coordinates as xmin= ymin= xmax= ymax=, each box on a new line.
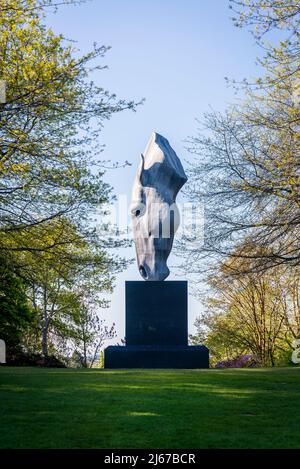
xmin=139 ymin=262 xmax=170 ymax=281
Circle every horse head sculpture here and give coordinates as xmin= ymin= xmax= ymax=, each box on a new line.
xmin=131 ymin=132 xmax=187 ymax=281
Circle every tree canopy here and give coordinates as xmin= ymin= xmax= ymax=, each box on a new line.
xmin=0 ymin=0 xmax=138 ymax=254
xmin=179 ymin=0 xmax=300 ymax=276
xmin=0 ymin=0 xmax=137 ymax=364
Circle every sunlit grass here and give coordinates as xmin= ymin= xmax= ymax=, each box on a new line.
xmin=0 ymin=367 xmax=299 ymax=448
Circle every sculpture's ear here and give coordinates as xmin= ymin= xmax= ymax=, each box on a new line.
xmin=138 ymin=153 xmax=145 ymax=184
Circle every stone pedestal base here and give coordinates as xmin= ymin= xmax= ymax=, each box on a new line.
xmin=104 ymin=345 xmax=209 ymax=369
xmin=104 ymin=281 xmax=209 ymax=369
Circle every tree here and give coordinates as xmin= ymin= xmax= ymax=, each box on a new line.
xmin=0 ymin=0 xmax=139 ymax=254
xmin=229 ymin=0 xmax=300 ymax=69
xmin=178 ymin=0 xmax=300 ymax=275
xmin=0 ymin=253 xmax=34 ymax=356
xmin=71 ymin=301 xmax=115 ymax=368
xmin=192 ymin=255 xmax=300 ymax=366
xmin=22 ymin=218 xmax=119 ymax=358
xmin=0 ymin=0 xmax=136 ymax=364
xmin=276 ymin=268 xmax=300 ymax=347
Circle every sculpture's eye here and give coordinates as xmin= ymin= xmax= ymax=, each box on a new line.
xmin=131 ymin=208 xmax=141 ymax=217
xmin=131 ymin=204 xmax=145 ymax=217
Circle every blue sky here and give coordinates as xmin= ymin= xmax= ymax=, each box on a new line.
xmin=46 ymin=0 xmax=261 ymax=342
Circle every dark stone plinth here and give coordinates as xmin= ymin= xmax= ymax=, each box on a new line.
xmin=126 ymin=281 xmax=187 ymax=346
xmin=104 ymin=281 xmax=209 ymax=369
xmin=104 ymin=345 xmax=209 ymax=369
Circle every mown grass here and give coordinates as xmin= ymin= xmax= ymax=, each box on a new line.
xmin=0 ymin=367 xmax=299 ymax=448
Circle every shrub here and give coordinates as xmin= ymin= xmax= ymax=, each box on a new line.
xmin=6 ymin=350 xmax=66 ymax=368
xmin=215 ymin=354 xmax=258 ymax=369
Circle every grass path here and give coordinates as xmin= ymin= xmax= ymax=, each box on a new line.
xmin=0 ymin=367 xmax=300 ymax=448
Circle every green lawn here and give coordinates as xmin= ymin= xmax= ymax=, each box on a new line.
xmin=0 ymin=367 xmax=300 ymax=448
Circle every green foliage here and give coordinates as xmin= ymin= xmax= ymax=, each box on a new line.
xmin=0 ymin=0 xmax=136 ymax=363
xmin=192 ymin=257 xmax=300 ymax=367
xmin=0 ymin=0 xmax=139 ymax=253
xmin=19 ymin=218 xmax=119 ymax=358
xmin=0 ymin=254 xmax=34 ymax=354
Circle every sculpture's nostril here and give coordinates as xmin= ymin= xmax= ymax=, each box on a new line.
xmin=139 ymin=266 xmax=147 ymax=279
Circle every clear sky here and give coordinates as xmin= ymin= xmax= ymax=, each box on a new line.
xmin=46 ymin=0 xmax=260 ymax=343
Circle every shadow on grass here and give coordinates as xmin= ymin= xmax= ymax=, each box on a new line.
xmin=0 ymin=367 xmax=299 ymax=448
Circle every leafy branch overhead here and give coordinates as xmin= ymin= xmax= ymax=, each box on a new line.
xmin=0 ymin=0 xmax=141 ymax=252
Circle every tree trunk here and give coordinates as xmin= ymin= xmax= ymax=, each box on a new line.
xmin=42 ymin=284 xmax=48 ymax=357
xmin=42 ymin=326 xmax=48 ymax=357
